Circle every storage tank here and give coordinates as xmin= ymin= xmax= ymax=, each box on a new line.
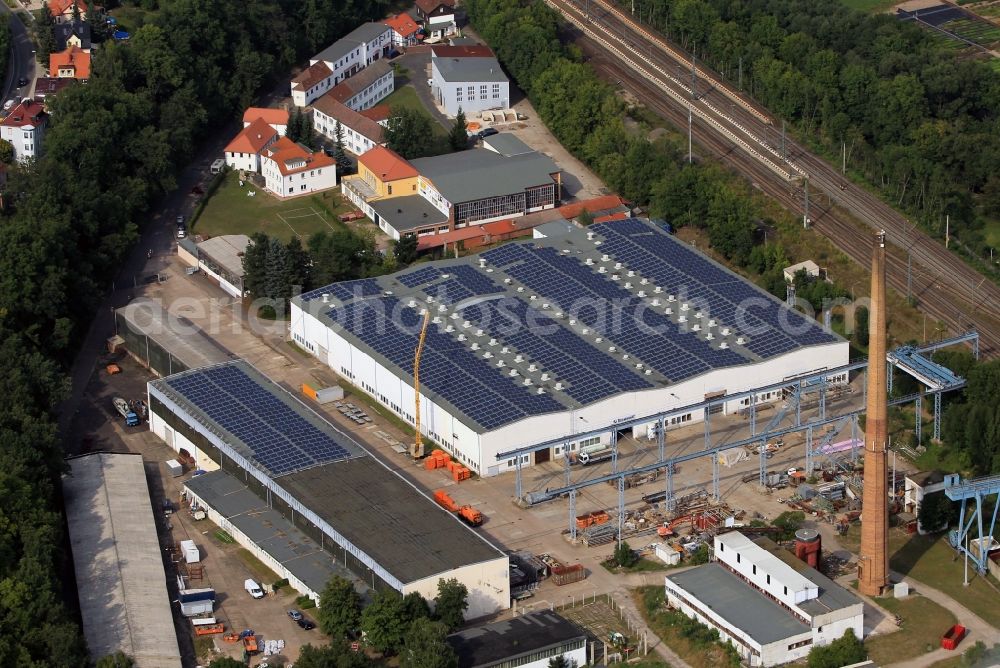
xmin=794 ymin=528 xmax=821 ymax=569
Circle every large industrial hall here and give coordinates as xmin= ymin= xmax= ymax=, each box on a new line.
xmin=146 ymin=360 xmax=511 ymax=618
xmin=290 ymin=217 xmax=848 ymax=476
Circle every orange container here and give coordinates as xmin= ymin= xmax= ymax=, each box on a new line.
xmin=424 ymin=458 xmax=439 ymax=470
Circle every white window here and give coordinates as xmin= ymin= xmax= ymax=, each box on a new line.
xmin=480 ymin=85 xmax=487 ymax=95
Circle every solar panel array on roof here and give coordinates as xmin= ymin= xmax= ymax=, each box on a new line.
xmin=460 ymin=298 xmax=653 ymax=404
xmin=483 ymin=242 xmax=746 ymax=382
xmin=592 ymin=219 xmax=837 ymax=355
xmin=163 ymin=364 xmax=353 ymax=475
xmin=300 ymin=278 xmax=383 ymax=303
xmin=397 ymin=265 xmax=442 ymax=288
xmin=332 ymin=297 xmax=564 ymax=429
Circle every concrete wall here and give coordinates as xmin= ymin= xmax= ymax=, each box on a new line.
xmin=224 ymin=151 xmax=260 ymax=174
xmin=810 ymin=606 xmax=864 ymax=647
xmin=291 ymin=298 xmax=849 ymax=476
xmin=404 ymin=556 xmax=511 ymax=620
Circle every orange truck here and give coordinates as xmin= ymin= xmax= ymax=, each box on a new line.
xmin=434 ymin=490 xmax=484 ymax=526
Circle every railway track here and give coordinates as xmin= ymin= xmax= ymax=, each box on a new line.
xmin=547 ymin=0 xmax=1000 ymax=357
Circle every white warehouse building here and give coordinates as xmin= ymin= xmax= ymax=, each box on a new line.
xmin=665 ymin=532 xmax=864 ymax=666
xmin=289 ymin=218 xmax=848 ymax=477
xmin=146 ymin=360 xmax=510 ymax=618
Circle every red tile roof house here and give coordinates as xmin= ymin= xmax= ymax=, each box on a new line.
xmin=49 ymin=45 xmax=90 ymax=80
xmin=384 ymin=13 xmax=421 ymax=48
xmin=0 ymin=100 xmax=47 ymax=163
xmin=49 ymin=0 xmax=87 ymax=23
xmin=242 ymin=107 xmax=290 ymax=137
xmin=224 ymin=117 xmax=278 ymax=174
xmin=261 ymin=137 xmax=337 ymax=199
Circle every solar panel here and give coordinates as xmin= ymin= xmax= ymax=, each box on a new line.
xmin=336 ymin=297 xmax=564 ymax=430
xmin=592 ymin=220 xmax=836 ymax=357
xmin=398 ymin=266 xmax=442 ymax=288
xmin=164 ymin=364 xmax=354 ymax=476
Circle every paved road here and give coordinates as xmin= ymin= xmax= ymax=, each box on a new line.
xmin=0 ymin=3 xmax=38 ymax=103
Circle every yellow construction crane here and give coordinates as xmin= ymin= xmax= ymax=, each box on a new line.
xmin=411 ymin=309 xmax=431 ymax=459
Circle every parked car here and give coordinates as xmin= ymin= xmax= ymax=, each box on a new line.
xmin=244 ymin=579 xmax=264 ymax=599
xmin=17 ymin=77 xmax=27 ymax=87
xmin=287 ymin=610 xmax=303 ymax=622
xmin=477 ymin=127 xmax=499 ymax=139
xmin=296 ymin=618 xmax=316 ymax=630
xmin=176 ymin=225 xmax=186 ymax=239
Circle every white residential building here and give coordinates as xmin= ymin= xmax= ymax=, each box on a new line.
xmin=261 ymin=136 xmax=337 ymax=198
xmin=223 ymin=117 xmax=278 ymax=173
xmin=431 ymin=54 xmax=509 ymax=116
xmin=415 ymin=0 xmax=457 ymax=40
xmin=291 ymin=22 xmax=392 ymax=107
xmin=0 ymin=101 xmax=46 ymax=163
xmin=324 ymin=59 xmax=394 ymax=112
xmin=312 ymin=96 xmax=386 ymax=156
xmin=664 ymin=532 xmax=864 ymax=667
xmin=243 ymin=107 xmax=289 ymax=137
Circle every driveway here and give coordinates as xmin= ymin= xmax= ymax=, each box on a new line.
xmin=392 ymin=50 xmax=451 ymax=131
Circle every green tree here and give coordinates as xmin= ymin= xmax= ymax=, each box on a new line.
xmin=96 ymin=652 xmax=134 ymax=668
xmin=36 ymin=2 xmax=57 ymax=62
xmin=613 ymin=540 xmax=638 ymax=568
xmin=332 ymin=121 xmax=352 ymax=174
xmin=286 ymin=235 xmax=312 ymax=291
xmin=771 ymin=511 xmax=805 ymax=541
xmin=918 ymin=492 xmax=954 ymax=533
xmin=393 ymin=233 xmax=418 ymax=265
xmin=688 ymin=543 xmax=710 ymax=565
xmin=0 ymin=139 xmax=14 ymax=164
xmin=854 ymin=305 xmax=870 ymax=348
xmin=434 ymin=578 xmax=469 ymax=631
xmin=402 ymin=591 xmax=431 ymax=623
xmin=285 ymin=644 xmax=378 ymax=668
xmin=288 ymin=107 xmax=304 ymax=143
xmin=548 ymin=656 xmax=578 ymax=668
xmin=308 ymin=228 xmax=381 ymax=285
xmin=385 ymin=106 xmax=436 ymax=159
xmin=242 ymin=232 xmax=270 ymax=300
xmin=318 ymin=575 xmax=362 ymax=639
xmin=806 ymin=629 xmax=866 ymax=668
xmin=400 ymin=618 xmax=457 ymax=668
xmin=301 ymin=112 xmax=315 ymax=149
xmin=361 ymin=590 xmax=410 ymax=654
xmin=448 ymin=107 xmax=468 ymax=151
xmin=577 ymin=208 xmax=594 ymax=226
xmin=207 ymin=659 xmax=246 ymax=668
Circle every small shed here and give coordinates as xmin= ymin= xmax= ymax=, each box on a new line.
xmin=783 ymin=260 xmax=821 ymax=283
xmin=180 ymin=539 xmax=200 ymax=564
xmin=166 ymin=459 xmax=183 ymax=477
xmin=654 ymin=543 xmax=682 ymax=566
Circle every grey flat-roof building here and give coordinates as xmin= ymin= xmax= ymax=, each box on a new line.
xmin=63 ymin=453 xmax=182 ymax=668
xmin=114 ymin=298 xmax=232 ymax=377
xmin=370 ymin=194 xmax=449 ymax=233
xmin=482 ymin=133 xmax=534 ymax=158
xmin=178 ymin=234 xmax=250 ymax=299
xmin=431 ymin=54 xmax=510 ymax=116
xmin=147 ymin=360 xmax=510 ymax=618
xmin=665 ymin=532 xmax=863 ymax=667
xmin=447 ymin=610 xmax=587 ymax=668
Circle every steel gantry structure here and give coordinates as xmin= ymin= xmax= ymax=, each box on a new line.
xmin=497 ymin=333 xmax=978 ymax=542
xmin=946 ymin=473 xmax=1000 ymax=575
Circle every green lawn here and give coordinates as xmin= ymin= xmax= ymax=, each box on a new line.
xmin=840 ymin=0 xmax=898 ymax=12
xmin=192 ymin=171 xmax=351 ymax=243
xmin=108 ymin=4 xmax=158 ymax=32
xmin=865 ymin=595 xmax=957 ymax=665
xmin=984 ymin=218 xmax=1000 ymax=248
xmin=382 ymin=85 xmax=450 ymax=136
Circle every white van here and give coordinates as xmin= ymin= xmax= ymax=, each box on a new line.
xmin=244 ymin=578 xmax=264 ymax=599
xmin=210 ymin=158 xmax=225 ymax=174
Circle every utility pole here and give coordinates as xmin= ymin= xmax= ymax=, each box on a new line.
xmin=803 ymin=177 xmax=809 ymax=228
xmin=842 ymin=141 xmax=846 ymax=174
xmin=688 ymin=103 xmax=693 ymax=164
xmin=691 ymin=55 xmax=697 ymax=100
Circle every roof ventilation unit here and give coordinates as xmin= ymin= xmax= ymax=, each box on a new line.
xmin=678 ymin=315 xmax=687 ymax=323
xmin=640 ymin=278 xmax=649 ymax=285
xmin=665 ymin=307 xmax=673 ymax=315
xmin=408 ymin=299 xmax=417 ymax=308
xmin=488 ymin=337 xmax=498 ymax=346
xmin=595 ymin=337 xmax=603 ymax=343
xmin=504 ymin=278 xmax=512 ymax=284
xmin=513 ymin=353 xmax=522 ymax=362
xmin=500 ymin=346 xmax=509 ymax=353
xmin=523 ymin=378 xmax=532 ymax=386
xmin=494 ymin=358 xmax=503 ymax=366
xmin=457 ymin=333 xmax=467 ymax=341
xmin=654 ymin=286 xmax=662 ymax=293
xmin=555 ymin=311 xmax=564 ymax=318
xmin=644 ymin=369 xmax=653 ymax=375
xmin=680 ymin=302 xmax=690 ymax=311
xmin=479 ymin=258 xmax=487 ymax=268
xmin=598 ymin=266 xmax=607 ymax=274
xmin=432 ymin=316 xmax=442 ymax=324
xmin=720 ymin=342 xmax=729 ymax=349
xmin=445 ymin=324 xmax=455 ymax=333
xmin=517 ymin=286 xmax=525 ymax=292
xmin=708 ymin=319 xmax=716 ymax=327
xmin=462 ymin=320 xmax=472 ymax=328
xmin=585 ymin=258 xmax=594 ymax=265
xmin=601 ymin=254 xmax=611 ymax=262
xmin=614 ymin=262 xmax=623 ymax=270
xmin=635 ymin=363 xmax=644 ymax=369
xmin=475 ymin=328 xmax=485 ymax=336
xmin=321 ymin=293 xmax=330 ymax=303
xmin=736 ymin=337 xmax=746 ymax=345
xmin=541 ymin=303 xmax=550 ymax=309
xmin=541 ymin=373 xmax=550 ymax=381
xmin=530 ymin=294 xmax=537 ymax=300
xmin=426 ymin=296 xmax=435 ymax=303
xmin=692 ymin=324 xmax=701 ymax=331
xmin=694 ymin=311 xmax=703 ymax=319
xmin=624 ymin=282 xmax=632 ymax=289
xmin=438 ymin=304 xmax=447 ymax=313
xmin=611 ymin=274 xmax=620 ymax=281
xmin=593 ymin=240 xmax=603 ymax=246
xmin=706 ymin=333 xmax=714 ymax=340
xmin=537 ymin=387 xmax=546 ymax=394
xmin=450 ymin=312 xmax=460 ymax=320
xmin=667 ymin=294 xmax=676 ymax=302
xmin=569 ymin=319 xmax=577 ymax=326
xmin=609 ymin=346 xmax=617 ymax=352
xmin=470 ymin=342 xmax=479 ymax=350
xmin=627 ymin=270 xmax=635 ymax=277
xmin=509 ymin=368 xmax=518 ymax=377
xmin=581 ymin=328 xmax=590 ymax=335
xmin=651 ymin=298 xmax=659 ymax=306
xmin=622 ymin=354 xmax=630 ymax=360
xmin=486 ymin=268 xmax=494 ymax=273
xmin=721 ymin=327 xmax=731 ymax=336
xmin=587 ymin=231 xmax=596 ymax=240
xmin=554 ymin=382 xmax=564 ymax=391
xmin=528 ymin=363 xmax=537 ymax=372
xmin=637 ymin=290 xmax=646 ymax=297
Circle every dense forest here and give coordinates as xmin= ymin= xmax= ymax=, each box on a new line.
xmin=0 ymin=0 xmax=388 ymax=663
xmin=617 ymin=0 xmax=1000 ymax=260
